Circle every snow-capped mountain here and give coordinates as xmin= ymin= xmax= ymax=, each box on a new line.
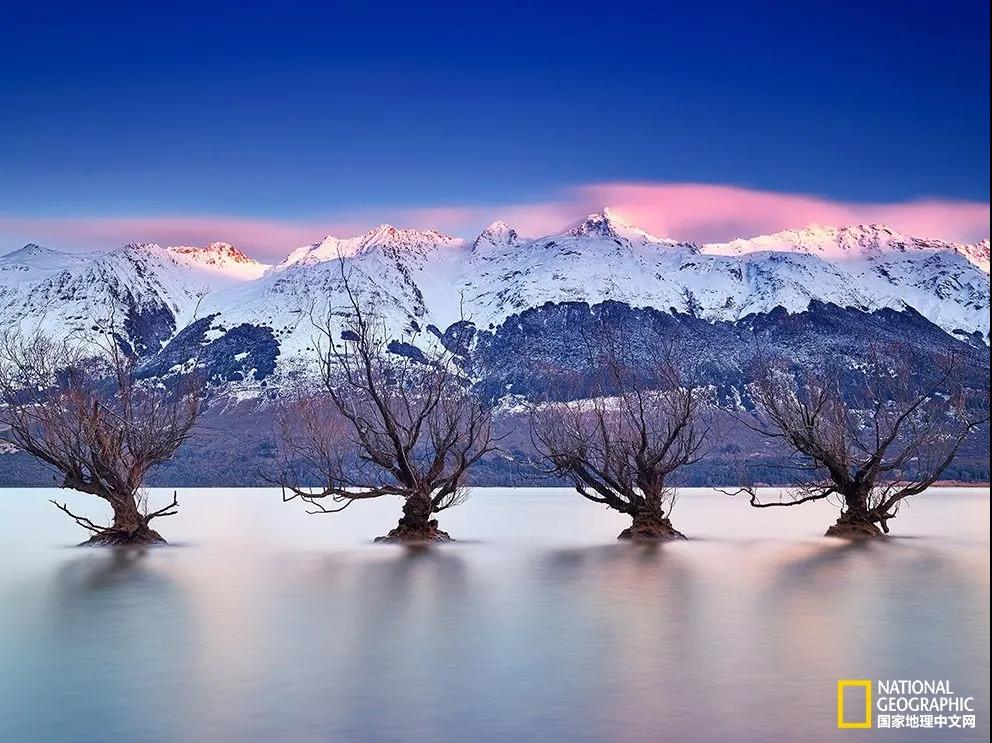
xmin=472 ymin=221 xmax=523 ymax=255
xmin=1 ymin=210 xmax=988 ymax=390
xmin=276 ymin=224 xmax=466 ymax=270
xmin=701 ymin=223 xmax=990 ymax=272
xmin=453 ymin=212 xmax=989 ymax=339
xmin=458 ymin=210 xmax=697 ymax=327
xmin=563 ymin=206 xmax=682 ymax=246
xmin=166 ymin=241 xmax=269 ymax=279
xmin=0 ymin=241 xmax=269 ymax=354
xmin=201 ymin=225 xmax=469 ymax=362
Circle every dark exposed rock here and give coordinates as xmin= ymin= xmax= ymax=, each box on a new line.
xmin=459 ymin=300 xmax=988 ymax=404
xmin=122 ymin=299 xmax=176 ymax=357
xmin=137 ymin=314 xmax=279 ymax=385
xmin=387 ymin=340 xmax=427 ymax=362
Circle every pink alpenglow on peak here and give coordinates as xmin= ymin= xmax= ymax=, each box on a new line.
xmin=120 ymin=241 xmax=269 ymax=280
xmin=960 ymin=239 xmax=990 ymax=273
xmin=167 ymin=242 xmax=268 ymax=274
xmin=169 ymin=242 xmax=258 ymax=265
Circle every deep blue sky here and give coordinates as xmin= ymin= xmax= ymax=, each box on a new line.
xmin=1 ymin=0 xmax=988 ymax=223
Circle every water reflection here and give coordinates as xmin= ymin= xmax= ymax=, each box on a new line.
xmin=55 ymin=546 xmax=154 ymax=589
xmin=0 ymin=488 xmax=987 ymax=743
xmin=0 ymin=549 xmax=196 ymax=743
xmin=539 ymin=543 xmax=701 ymax=741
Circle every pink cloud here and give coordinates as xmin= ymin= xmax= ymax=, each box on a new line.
xmin=2 ymin=182 xmax=988 ymax=263
xmin=404 ymin=182 xmax=990 ymax=245
xmin=570 ymin=182 xmax=992 ymax=245
xmin=0 ymin=214 xmax=362 ymax=262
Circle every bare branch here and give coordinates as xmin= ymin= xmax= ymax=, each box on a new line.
xmin=528 ymin=319 xmax=712 ymax=537
xmin=272 ymin=261 xmax=496 ymax=538
xmin=1 ymin=325 xmax=203 ymax=541
xmin=734 ymin=341 xmax=988 ymax=534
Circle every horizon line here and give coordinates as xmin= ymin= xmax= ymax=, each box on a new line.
xmin=1 ymin=181 xmax=989 ymax=261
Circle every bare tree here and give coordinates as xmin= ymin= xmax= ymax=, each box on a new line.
xmin=529 ymin=328 xmax=710 ymax=540
xmin=273 ymin=267 xmax=496 ymax=542
xmin=0 ymin=329 xmax=202 ymax=545
xmin=732 ymin=345 xmax=988 ymax=538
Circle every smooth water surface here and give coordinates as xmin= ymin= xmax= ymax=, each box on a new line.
xmin=0 ymin=487 xmax=988 ymax=742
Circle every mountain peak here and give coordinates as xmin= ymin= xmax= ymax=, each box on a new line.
xmin=0 ymin=243 xmax=75 ymax=270
xmin=123 ymin=240 xmax=264 ymax=269
xmin=131 ymin=242 xmax=271 ymax=280
xmin=356 ymin=223 xmax=461 ymax=253
xmin=366 ymin=223 xmax=401 ymax=242
xmin=473 ymin=220 xmax=521 ymax=253
xmin=170 ymin=241 xmax=260 ymax=266
xmin=700 ymin=223 xmax=991 ymax=272
xmin=276 ymin=224 xmax=465 ymax=271
xmin=566 ymin=207 xmax=632 ymax=239
xmin=956 ymin=238 xmax=989 ymax=272
xmin=562 ymin=207 xmax=679 ymax=248
xmin=4 ymin=243 xmax=58 ymax=258
xmin=482 ymin=219 xmax=513 ymax=234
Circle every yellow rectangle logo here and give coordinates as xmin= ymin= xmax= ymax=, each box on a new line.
xmin=837 ymin=680 xmax=873 ymax=728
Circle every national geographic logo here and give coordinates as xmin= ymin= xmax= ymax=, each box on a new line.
xmin=837 ymin=680 xmax=872 ymax=729
xmin=838 ymin=679 xmax=977 ymax=731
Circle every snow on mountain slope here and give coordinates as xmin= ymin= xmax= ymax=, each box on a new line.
xmin=703 ymin=224 xmax=991 ymax=272
xmin=471 ymin=221 xmax=524 ymax=255
xmin=452 ymin=213 xmax=989 ymax=339
xmin=274 ymin=224 xmax=465 ymax=270
xmin=960 ymin=239 xmax=990 ymax=273
xmin=0 ymin=242 xmax=268 ymax=352
xmin=563 ymin=207 xmax=684 ymax=246
xmin=456 ymin=210 xmax=698 ymax=328
xmin=166 ymin=242 xmax=269 ymax=280
xmin=695 ymin=224 xmax=989 ymax=338
xmin=0 ymin=243 xmax=89 ymax=275
xmin=1 ymin=212 xmax=988 ymax=380
xmin=209 ymin=225 xmax=468 ymax=358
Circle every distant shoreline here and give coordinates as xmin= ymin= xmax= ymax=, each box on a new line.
xmin=0 ymin=482 xmax=989 ymax=490
xmin=930 ymin=481 xmax=992 ymax=488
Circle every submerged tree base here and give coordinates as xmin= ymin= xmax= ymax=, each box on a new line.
xmin=374 ymin=518 xmax=453 ymax=544
xmin=78 ymin=526 xmax=168 ymax=547
xmin=824 ymin=517 xmax=885 ymax=539
xmin=618 ymin=517 xmax=687 ymax=542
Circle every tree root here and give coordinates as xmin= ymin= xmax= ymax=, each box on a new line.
xmin=618 ymin=516 xmax=687 ymax=542
xmin=78 ymin=526 xmax=168 ymax=547
xmin=52 ymin=495 xmax=176 ymax=547
xmin=824 ymin=516 xmax=886 ymax=539
xmin=374 ymin=518 xmax=453 ymax=544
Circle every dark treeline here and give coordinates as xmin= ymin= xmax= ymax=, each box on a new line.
xmin=4 ymin=414 xmax=988 ymax=490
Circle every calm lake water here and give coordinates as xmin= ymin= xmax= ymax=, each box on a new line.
xmin=0 ymin=487 xmax=988 ymax=743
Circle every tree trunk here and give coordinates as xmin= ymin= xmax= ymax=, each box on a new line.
xmin=79 ymin=493 xmax=168 ymax=547
xmin=824 ymin=493 xmax=885 ymax=539
xmin=374 ymin=493 xmax=452 ymax=544
xmin=617 ymin=506 xmax=687 ymax=542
